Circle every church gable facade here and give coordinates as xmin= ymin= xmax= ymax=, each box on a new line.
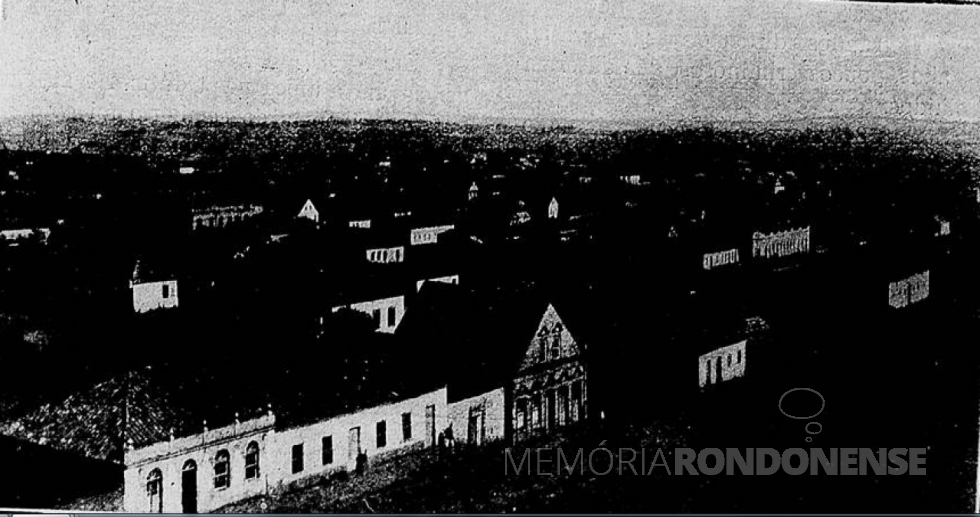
xmin=511 ymin=304 xmax=587 ymax=442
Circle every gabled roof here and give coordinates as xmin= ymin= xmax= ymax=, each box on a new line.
xmin=0 ymin=367 xmax=193 ymax=464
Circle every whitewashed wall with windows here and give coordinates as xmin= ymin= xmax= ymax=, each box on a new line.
xmin=123 ymin=388 xmax=448 ymax=513
xmin=269 ymin=388 xmax=448 ymax=485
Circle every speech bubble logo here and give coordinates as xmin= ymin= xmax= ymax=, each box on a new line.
xmin=779 ymin=388 xmax=825 ymax=442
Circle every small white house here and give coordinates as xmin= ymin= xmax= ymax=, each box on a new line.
xmin=366 ymin=247 xmax=404 ymax=264
xmin=410 ymin=225 xmax=454 ymax=246
xmin=131 ymin=260 xmax=178 ymax=314
xmin=333 ymin=295 xmax=406 ymax=333
xmin=698 ymin=341 xmax=747 ymax=389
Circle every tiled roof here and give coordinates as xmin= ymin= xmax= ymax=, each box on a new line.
xmin=0 ymin=367 xmax=193 ymax=464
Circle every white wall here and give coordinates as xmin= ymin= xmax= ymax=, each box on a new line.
xmin=337 ymin=295 xmax=406 ymax=333
xmin=132 ymin=280 xmax=178 ymax=314
xmin=448 ymin=388 xmax=505 ymax=446
xmin=366 ymin=246 xmax=405 ymax=264
xmin=123 ymin=416 xmax=275 ymax=513
xmin=269 ymin=388 xmax=448 ymax=486
xmin=123 ymin=388 xmax=448 ymax=513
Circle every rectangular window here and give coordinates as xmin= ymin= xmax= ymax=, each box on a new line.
xmin=402 ymin=412 xmax=412 ymax=442
xmin=376 ymin=420 xmax=387 ymax=448
xmin=571 ymin=381 xmax=583 ymax=421
xmin=162 ymin=284 xmax=170 ymax=299
xmin=388 ymin=306 xmax=397 ymax=328
xmin=373 ymin=309 xmax=381 ymax=326
xmin=291 ymin=443 xmax=304 ymax=474
xmin=550 ymin=332 xmax=561 ymax=360
xmin=516 ymin=399 xmax=528 ymax=431
xmin=322 ymin=436 xmax=333 ymax=465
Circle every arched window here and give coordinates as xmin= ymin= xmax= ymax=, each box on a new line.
xmin=213 ymin=449 xmax=230 ymax=489
xmin=245 ymin=441 xmax=260 ymax=480
xmin=146 ymin=468 xmax=163 ymax=513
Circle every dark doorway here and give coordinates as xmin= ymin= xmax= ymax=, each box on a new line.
xmin=182 ymin=460 xmax=198 ymax=514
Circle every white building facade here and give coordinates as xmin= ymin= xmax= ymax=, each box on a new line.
xmin=333 ymin=295 xmax=406 ymax=333
xmin=132 ymin=280 xmax=179 ymax=314
xmin=698 ymin=340 xmax=747 ymax=389
xmin=410 ymin=225 xmax=454 ymax=246
xmin=123 ymin=388 xmax=448 ymax=513
xmin=447 ymin=388 xmax=505 ymax=447
xmin=366 ymin=247 xmax=404 ymax=264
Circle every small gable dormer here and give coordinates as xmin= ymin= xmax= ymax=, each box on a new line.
xmin=519 ymin=304 xmax=580 ymax=372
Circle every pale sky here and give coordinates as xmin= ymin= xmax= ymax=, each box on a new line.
xmin=1 ymin=0 xmax=979 ymax=123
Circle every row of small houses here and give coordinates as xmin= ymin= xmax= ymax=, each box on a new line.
xmin=3 ymin=217 xmax=954 ymax=513
xmin=22 ymin=253 xmax=945 ymax=514
xmin=130 ymin=210 xmax=950 ymax=327
xmin=130 ymin=192 xmax=561 ymax=321
xmin=1 ymin=282 xmax=590 ymax=513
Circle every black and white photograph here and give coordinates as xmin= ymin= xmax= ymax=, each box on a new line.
xmin=3 ymin=0 xmax=980 ymax=513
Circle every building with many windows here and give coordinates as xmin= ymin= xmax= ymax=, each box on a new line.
xmin=123 ymin=387 xmax=447 ymax=513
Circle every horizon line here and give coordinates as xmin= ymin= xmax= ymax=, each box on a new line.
xmin=3 ymin=112 xmax=980 ymax=130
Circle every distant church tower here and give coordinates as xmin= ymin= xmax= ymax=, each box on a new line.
xmin=548 ymin=197 xmax=559 ymax=220
xmin=298 ymin=199 xmax=319 ymax=224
